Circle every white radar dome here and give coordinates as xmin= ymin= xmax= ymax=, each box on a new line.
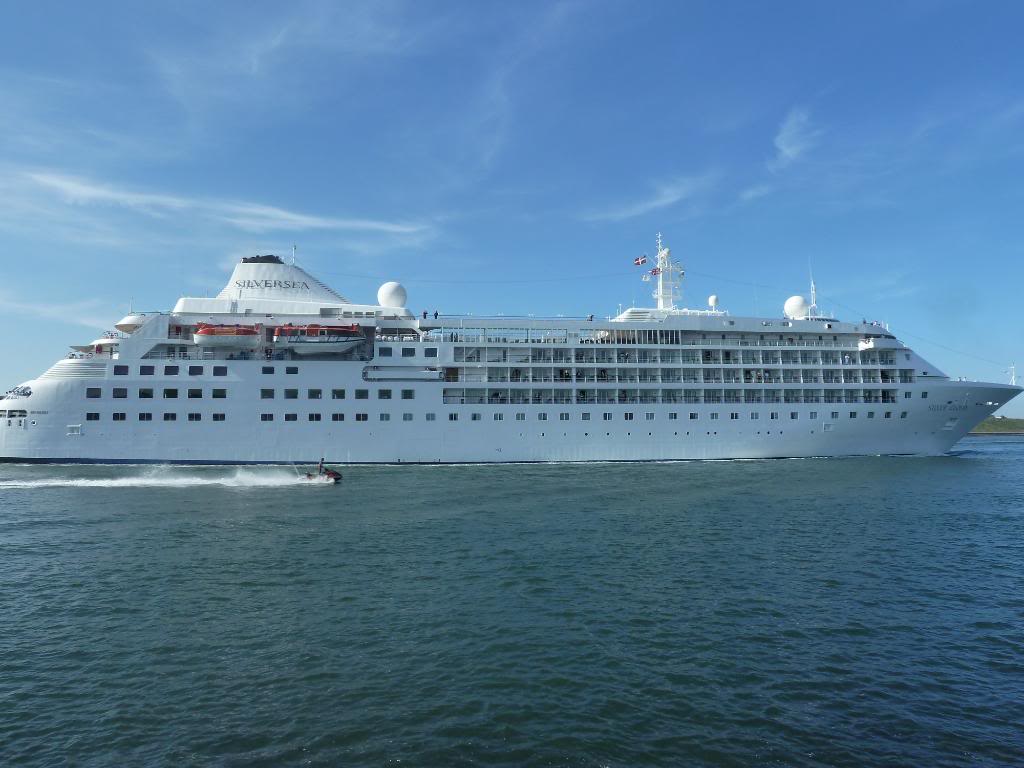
xmin=708 ymin=295 xmax=719 ymax=309
xmin=377 ymin=281 xmax=407 ymax=308
xmin=784 ymin=295 xmax=809 ymax=319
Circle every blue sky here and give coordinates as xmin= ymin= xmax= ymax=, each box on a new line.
xmin=2 ymin=1 xmax=1023 ymax=413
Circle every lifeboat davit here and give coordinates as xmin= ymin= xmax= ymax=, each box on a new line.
xmin=193 ymin=323 xmax=261 ymax=348
xmin=272 ymin=324 xmax=363 ymax=356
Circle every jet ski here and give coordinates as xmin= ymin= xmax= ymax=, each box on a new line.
xmin=304 ymin=459 xmax=342 ymax=484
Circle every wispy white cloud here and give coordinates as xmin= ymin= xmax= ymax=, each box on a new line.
xmin=25 ymin=171 xmax=428 ymax=235
xmin=739 ymin=184 xmax=773 ymax=202
xmin=0 ymin=292 xmax=113 ymax=331
xmin=581 ymin=173 xmax=716 ymax=222
xmin=770 ymin=107 xmax=821 ymax=170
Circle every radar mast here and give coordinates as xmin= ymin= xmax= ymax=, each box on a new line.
xmin=652 ymin=232 xmax=684 ymax=310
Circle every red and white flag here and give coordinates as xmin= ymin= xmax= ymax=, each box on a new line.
xmin=649 ymin=267 xmax=661 ymax=276
xmin=633 ymin=255 xmax=648 ymax=266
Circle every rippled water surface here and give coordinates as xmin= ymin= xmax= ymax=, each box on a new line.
xmin=2 ymin=437 xmax=1023 ymax=766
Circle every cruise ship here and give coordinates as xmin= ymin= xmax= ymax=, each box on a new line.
xmin=1 ymin=237 xmax=1019 ymax=464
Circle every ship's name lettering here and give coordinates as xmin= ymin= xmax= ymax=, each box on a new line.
xmin=235 ymin=279 xmax=310 ymax=290
xmin=927 ymin=404 xmax=968 ymax=412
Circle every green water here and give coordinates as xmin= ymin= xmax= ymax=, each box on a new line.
xmin=2 ymin=437 xmax=1023 ymax=766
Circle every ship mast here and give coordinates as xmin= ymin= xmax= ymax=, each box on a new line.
xmin=652 ymin=232 xmax=684 ymax=310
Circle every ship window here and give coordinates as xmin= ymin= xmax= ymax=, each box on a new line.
xmin=770 ymin=412 xmax=779 ymax=420
xmin=139 ymin=388 xmax=153 ymax=399
xmin=401 ymin=390 xmax=414 ymax=400
xmin=624 ymin=413 xmax=633 ymax=421
xmin=751 ymin=412 xmax=759 ymax=420
xmin=378 ymin=347 xmax=393 ymax=357
xmin=86 ymin=387 xmax=101 ymax=399
xmin=213 ymin=413 xmax=225 ymax=421
xmin=426 ymin=413 xmax=437 ymax=421
xmin=188 ymin=413 xmax=201 ymax=422
xmin=114 ymin=365 xmax=129 ymax=376
xmin=188 ymin=366 xmax=203 ymax=376
xmin=309 ymin=413 xmax=322 ymax=422
xmin=603 ymin=413 xmax=612 ymax=421
xmin=402 ymin=348 xmax=415 ymax=358
xmin=731 ymin=413 xmax=739 ymax=420
xmin=164 ymin=413 xmax=177 ymax=421
xmin=904 ymin=392 xmax=911 ymax=399
xmin=332 ymin=389 xmax=346 ymax=400
xmin=516 ymin=413 xmax=526 ymax=421
xmin=668 ymin=413 xmax=677 ymax=420
xmin=188 ymin=389 xmax=202 ymax=399
xmin=378 ymin=389 xmax=392 ymax=400
xmin=164 ymin=365 xmax=179 ymax=376
xmin=710 ymin=413 xmax=719 ymax=420
xmin=113 ymin=412 xmax=126 ymax=421
xmin=262 ymin=366 xmax=275 ymax=374
xmin=831 ymin=411 xmax=840 ymax=420
xmin=810 ymin=411 xmax=817 ymax=420
xmin=471 ymin=413 xmax=481 ymax=421
xmin=380 ymin=413 xmax=390 ymax=422
xmin=582 ymin=413 xmax=591 ymax=421
xmin=560 ymin=413 xmax=569 ymax=421
xmin=261 ymin=389 xmax=274 ymax=399
xmin=286 ymin=366 xmax=298 ymax=375
xmin=900 ymin=411 xmax=908 ymax=418
xmin=849 ymin=411 xmax=857 ymax=418
xmin=140 ymin=366 xmax=154 ymax=376
xmin=790 ymin=412 xmax=798 ymax=420
xmin=355 ymin=389 xmax=368 ymax=400
xmin=308 ymin=389 xmax=322 ymax=399
xmin=113 ymin=388 xmax=127 ymax=399
xmin=261 ymin=414 xmax=274 ymax=421
xmin=449 ymin=413 xmax=459 ymax=421
xmin=921 ymin=391 xmax=928 ymax=399
xmin=356 ymin=413 xmax=368 ymax=422
xmin=332 ymin=413 xmax=344 ymax=421
xmin=163 ymin=388 xmax=178 ymax=399
xmin=645 ymin=413 xmax=654 ymax=421
xmin=538 ymin=413 xmax=548 ymax=421
xmin=86 ymin=412 xmax=100 ymax=421
xmin=885 ymin=411 xmax=892 ymax=418
xmin=139 ymin=413 xmax=152 ymax=421
xmin=867 ymin=411 xmax=875 ymax=418
xmin=213 ymin=366 xmax=227 ymax=377
xmin=405 ymin=413 xmax=415 ymax=421
xmin=689 ymin=413 xmax=698 ymax=420
xmin=425 ymin=348 xmax=438 ymax=358
xmin=285 ymin=413 xmax=297 ymax=422
xmin=284 ymin=389 xmax=298 ymax=399
xmin=492 ymin=413 xmax=502 ymax=421
xmin=212 ymin=389 xmax=226 ymax=399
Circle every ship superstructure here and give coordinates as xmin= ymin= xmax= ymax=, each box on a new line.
xmin=1 ymin=240 xmax=1019 ymax=463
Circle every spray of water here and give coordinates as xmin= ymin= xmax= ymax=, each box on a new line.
xmin=0 ymin=467 xmax=332 ymax=490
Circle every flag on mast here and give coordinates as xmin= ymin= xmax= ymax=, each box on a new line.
xmin=633 ymin=255 xmax=648 ymax=266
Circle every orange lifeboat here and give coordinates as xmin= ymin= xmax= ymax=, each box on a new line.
xmin=193 ymin=323 xmax=261 ymax=348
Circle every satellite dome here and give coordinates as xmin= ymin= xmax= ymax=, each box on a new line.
xmin=377 ymin=281 xmax=407 ymax=308
xmin=784 ymin=295 xmax=809 ymax=319
xmin=708 ymin=295 xmax=719 ymax=309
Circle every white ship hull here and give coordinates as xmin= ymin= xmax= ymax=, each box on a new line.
xmin=1 ymin=360 xmax=1016 ymax=464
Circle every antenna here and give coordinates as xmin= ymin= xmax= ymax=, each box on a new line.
xmin=291 ymin=244 xmax=297 ymax=265
xmin=1009 ymin=363 xmax=1017 ymax=387
xmin=808 ymin=261 xmax=818 ymax=317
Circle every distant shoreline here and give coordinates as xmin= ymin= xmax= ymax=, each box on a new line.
xmin=969 ymin=431 xmax=1024 ymax=436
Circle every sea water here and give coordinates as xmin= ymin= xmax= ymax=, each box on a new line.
xmin=1 ymin=437 xmax=1022 ymax=766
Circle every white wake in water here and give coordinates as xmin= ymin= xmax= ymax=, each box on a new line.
xmin=0 ymin=467 xmax=329 ymax=489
